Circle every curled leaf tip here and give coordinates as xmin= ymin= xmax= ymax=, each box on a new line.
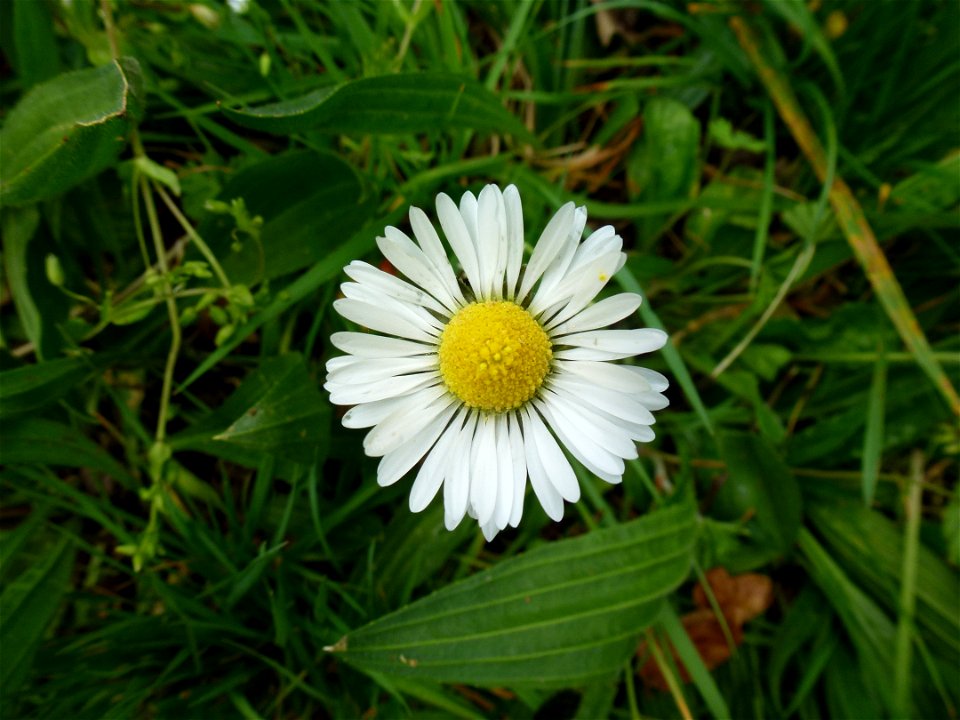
xmin=323 ymin=636 xmax=348 ymax=653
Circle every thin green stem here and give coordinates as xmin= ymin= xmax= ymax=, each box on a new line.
xmin=645 ymin=628 xmax=693 ymax=720
xmin=712 ymin=241 xmax=815 ymax=378
xmin=140 ymin=176 xmax=181 ymax=444
xmin=153 ymin=182 xmax=231 ymax=289
xmin=623 ymin=659 xmax=642 ymax=720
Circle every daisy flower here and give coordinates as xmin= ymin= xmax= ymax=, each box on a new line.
xmin=324 ymin=185 xmax=669 ymax=541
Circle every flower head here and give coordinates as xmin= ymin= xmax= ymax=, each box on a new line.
xmin=324 ymin=185 xmax=668 ymax=540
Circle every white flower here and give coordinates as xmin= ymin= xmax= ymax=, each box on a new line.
xmin=324 ymin=185 xmax=669 ymax=541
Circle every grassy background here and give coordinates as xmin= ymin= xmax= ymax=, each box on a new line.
xmin=1 ymin=0 xmax=958 ymax=718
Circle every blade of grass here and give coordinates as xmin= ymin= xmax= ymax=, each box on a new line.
xmin=644 ymin=627 xmax=694 ymax=720
xmin=729 ymin=12 xmax=960 ymax=416
xmin=861 ymin=342 xmax=887 ymax=506
xmin=894 ymin=451 xmax=924 ymax=717
xmin=749 ymin=99 xmax=777 ymax=293
xmin=659 ymin=604 xmax=732 ymax=720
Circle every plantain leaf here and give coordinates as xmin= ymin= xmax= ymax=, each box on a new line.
xmin=0 ymin=57 xmax=144 ymax=206
xmin=331 ymin=499 xmax=696 ymax=687
xmin=220 ymin=73 xmax=533 ymax=141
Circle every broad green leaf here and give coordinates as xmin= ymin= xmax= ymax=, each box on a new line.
xmin=0 ymin=417 xmax=132 ymax=483
xmin=332 ymin=499 xmax=696 ymax=687
xmin=0 ymin=531 xmax=75 ymax=700
xmin=198 ymin=150 xmax=374 ymax=284
xmin=715 ymin=431 xmax=801 ymax=555
xmin=220 ymin=73 xmax=533 ymax=141
xmin=170 ymin=354 xmax=327 ymax=464
xmin=0 ymin=57 xmax=144 ymax=206
xmin=0 ymin=357 xmax=89 ymax=419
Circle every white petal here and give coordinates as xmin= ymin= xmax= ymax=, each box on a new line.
xmin=342 ymin=384 xmax=447 ymax=429
xmin=480 ymin=521 xmax=500 ymax=542
xmin=630 ymin=366 xmax=670 ymax=392
xmin=444 ymin=412 xmax=478 ymax=530
xmin=437 ymin=192 xmax=483 ymax=293
xmin=476 ymin=185 xmax=503 ymax=300
xmin=548 ymin=293 xmax=642 ymax=335
xmin=378 ymin=228 xmax=460 ymax=314
xmin=489 ymin=188 xmax=509 ymax=301
xmin=528 ymin=205 xmax=586 ymax=313
xmin=568 ymin=225 xmax=620 ymax=272
xmin=409 ymin=409 xmax=466 ymax=512
xmin=637 ymin=390 xmax=670 ymax=411
xmin=516 ymin=202 xmax=575 ymax=303
xmin=409 ymin=206 xmax=467 ymax=306
xmin=549 ymin=374 xmax=656 ymax=426
xmin=344 ymin=261 xmax=449 ymax=316
xmin=377 ymin=402 xmax=457 ymax=487
xmin=508 ymin=412 xmax=527 ymax=527
xmin=325 ymin=355 xmax=437 ymax=384
xmin=555 ymin=328 xmax=668 ymax=356
xmin=541 ymin=389 xmax=638 ymax=460
xmin=469 ymin=415 xmax=498 ymax=526
xmin=535 ymin=397 xmax=623 ymax=483
xmin=364 ymin=393 xmax=456 ymax=457
xmin=537 ymin=249 xmax=623 ymax=325
xmin=330 ymin=331 xmax=434 ymax=359
xmin=341 ymin=282 xmax=445 ymax=333
xmin=334 ymin=298 xmax=438 ymax=343
xmin=503 ymin=185 xmax=525 ymax=300
xmin=493 ymin=414 xmax=514 ymax=530
xmin=459 ymin=191 xmax=479 ymax=245
xmin=526 ymin=407 xmax=580 ymax=503
xmin=326 ymin=372 xmax=439 ymax=406
xmin=520 ymin=407 xmax=564 ymax=521
xmin=553 ymin=359 xmax=651 ymax=393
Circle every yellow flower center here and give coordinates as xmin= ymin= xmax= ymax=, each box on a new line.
xmin=438 ymin=301 xmax=552 ymax=413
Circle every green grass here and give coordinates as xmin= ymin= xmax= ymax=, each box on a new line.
xmin=1 ymin=0 xmax=958 ymax=718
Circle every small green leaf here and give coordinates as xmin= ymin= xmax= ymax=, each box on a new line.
xmin=0 ymin=357 xmax=89 ymax=419
xmin=0 ymin=57 xmax=144 ymax=206
xmin=708 ymin=117 xmax=766 ymax=153
xmin=170 ymin=354 xmax=328 ymax=464
xmin=134 ymin=156 xmax=181 ymax=197
xmin=333 ymin=499 xmax=696 ymax=687
xmin=220 ymin=73 xmax=533 ymax=141
xmin=715 ymin=431 xmax=802 ymax=556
